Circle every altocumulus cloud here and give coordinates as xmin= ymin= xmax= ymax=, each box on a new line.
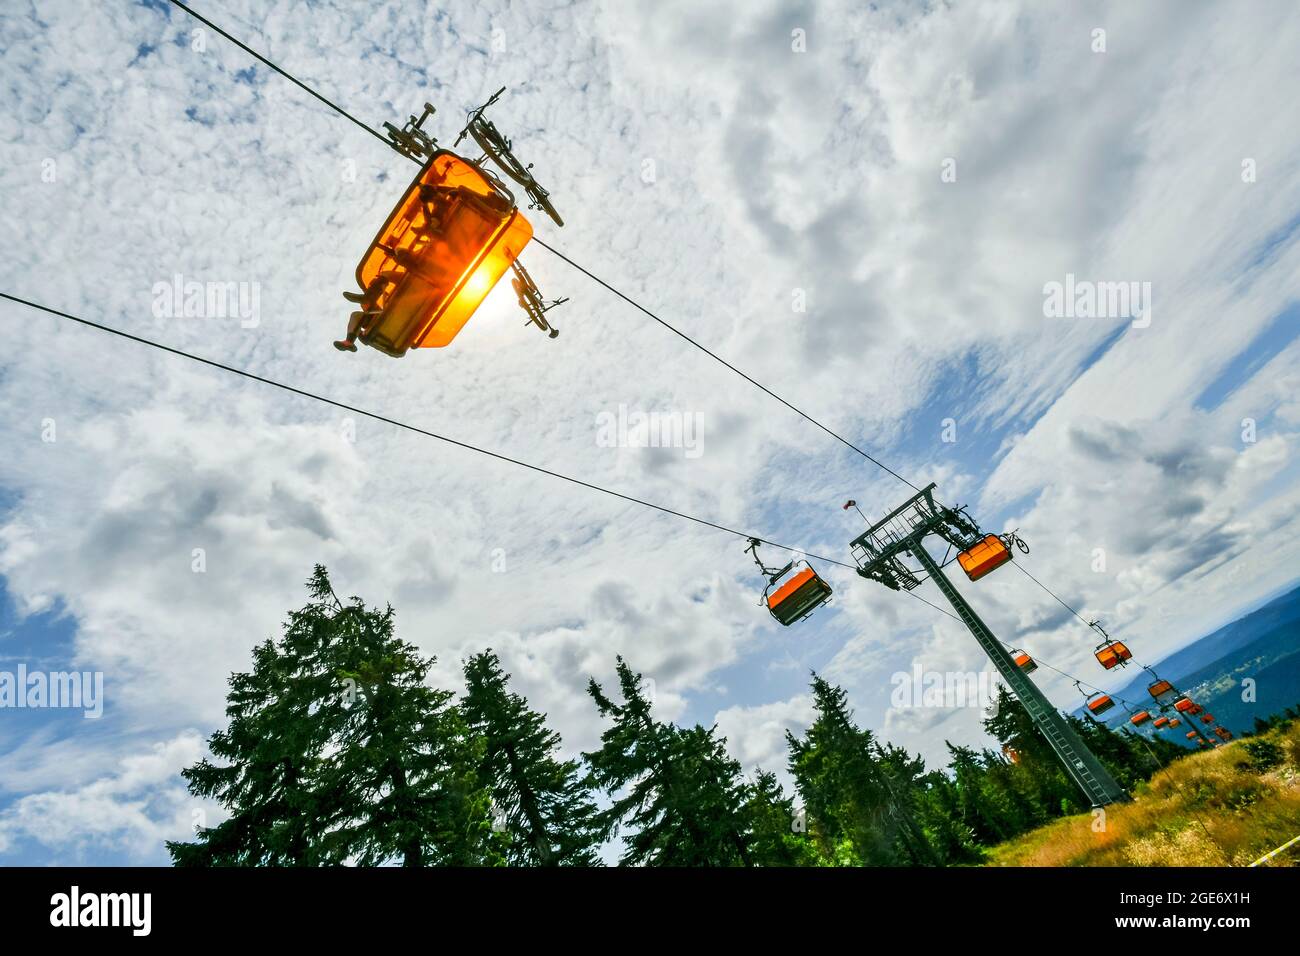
xmin=0 ymin=0 xmax=1298 ymax=859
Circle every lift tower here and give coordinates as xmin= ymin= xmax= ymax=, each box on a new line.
xmin=849 ymin=483 xmax=1130 ymax=807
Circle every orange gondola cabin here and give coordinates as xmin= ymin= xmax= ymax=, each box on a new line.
xmin=957 ymin=534 xmax=1012 ymax=582
xmin=1168 ymin=718 xmax=1182 ymax=728
xmin=1094 ymin=640 xmax=1132 ymax=670
xmin=1174 ymin=697 xmax=1202 ymax=716
xmin=765 ymin=562 xmax=833 ymax=626
xmin=1215 ymin=727 xmax=1232 ymax=741
xmin=1012 ymin=649 xmax=1037 ymax=673
xmin=350 ymin=152 xmax=533 ymax=356
xmin=1086 ymin=693 xmax=1115 ymax=716
xmin=1147 ymin=678 xmax=1174 ymax=700
xmin=746 ymin=539 xmax=833 ymax=627
xmin=1153 ymin=716 xmax=1169 ymax=728
xmin=1129 ymin=710 xmax=1151 ymax=725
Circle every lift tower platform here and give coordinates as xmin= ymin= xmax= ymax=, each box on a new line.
xmin=849 ymin=483 xmax=1130 ymax=807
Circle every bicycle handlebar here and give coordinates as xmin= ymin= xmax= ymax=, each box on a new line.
xmin=455 ymin=87 xmax=507 ymax=146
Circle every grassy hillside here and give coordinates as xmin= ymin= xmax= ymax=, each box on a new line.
xmin=987 ymin=719 xmax=1300 ymax=866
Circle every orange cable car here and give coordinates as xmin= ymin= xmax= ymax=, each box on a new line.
xmin=1147 ymin=678 xmax=1174 ymax=700
xmin=1153 ymin=716 xmax=1169 ymax=728
xmin=1079 ymin=683 xmax=1115 ymax=717
xmin=1174 ymin=697 xmax=1202 ymax=715
xmin=1089 ymin=621 xmax=1132 ymax=671
xmin=1201 ymin=713 xmax=1215 ymax=724
xmin=335 ymin=92 xmax=564 ymax=356
xmin=1011 ymin=649 xmax=1037 ymax=674
xmin=746 ymin=538 xmax=832 ymax=627
xmin=1215 ymin=727 xmax=1232 ymax=740
xmin=957 ymin=534 xmax=1013 ymax=582
xmin=342 ymin=151 xmax=533 ymax=356
xmin=1087 ymin=694 xmax=1114 ymax=716
xmin=1129 ymin=710 xmax=1151 ymax=726
xmin=1094 ymin=640 xmax=1132 ymax=670
xmin=1168 ymin=718 xmax=1182 ymax=728
xmin=766 ymin=564 xmax=834 ymax=626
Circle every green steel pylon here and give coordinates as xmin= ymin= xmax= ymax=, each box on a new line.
xmin=849 ymin=483 xmax=1130 ymax=807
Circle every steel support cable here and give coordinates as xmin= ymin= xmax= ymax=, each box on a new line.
xmin=907 ymin=574 xmax=1153 ymax=713
xmin=163 ymin=0 xmax=922 ymax=495
xmin=0 ymin=291 xmax=845 ymax=570
xmin=1 ymin=292 xmax=1157 ymax=718
xmin=1012 ymin=560 xmax=1092 ymax=626
xmin=144 ymin=3 xmax=1170 ymax=721
xmin=528 ymin=237 xmax=921 ymax=492
xmin=1007 ymin=559 xmax=1175 ymax=709
xmin=166 ymin=0 xmax=392 ymax=153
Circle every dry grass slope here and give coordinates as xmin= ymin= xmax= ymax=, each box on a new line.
xmin=987 ymin=720 xmax=1300 ymax=867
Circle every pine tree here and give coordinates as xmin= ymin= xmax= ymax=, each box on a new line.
xmin=745 ymin=770 xmax=825 ymax=866
xmin=982 ymin=685 xmax=1082 ymax=816
xmin=168 ymin=566 xmax=498 ymax=866
xmin=785 ymin=674 xmax=939 ymax=865
xmin=461 ymin=651 xmax=601 ymax=866
xmin=948 ymin=740 xmax=1050 ymax=841
xmin=583 ymin=657 xmax=754 ymax=866
xmin=980 ymin=685 xmax=1195 ymax=826
xmin=168 ymin=569 xmax=352 ymax=865
xmin=318 ymin=593 xmax=499 ymax=866
xmin=673 ymin=724 xmax=757 ymax=865
xmin=876 ymin=741 xmax=958 ymax=865
xmin=912 ymin=765 xmax=984 ymax=865
xmin=983 ymin=686 xmax=1053 ymax=765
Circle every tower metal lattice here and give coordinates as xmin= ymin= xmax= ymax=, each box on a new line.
xmin=850 ymin=484 xmax=1130 ymax=807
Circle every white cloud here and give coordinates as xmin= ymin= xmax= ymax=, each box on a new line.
xmin=0 ymin=732 xmax=204 ymax=862
xmin=714 ymin=694 xmax=814 ymax=778
xmin=1 ymin=0 xmax=1298 ymax=856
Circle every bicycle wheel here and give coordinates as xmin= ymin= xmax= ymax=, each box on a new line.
xmin=471 ymin=123 xmax=564 ymax=227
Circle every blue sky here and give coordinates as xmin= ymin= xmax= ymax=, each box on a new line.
xmin=1 ymin=0 xmax=1299 ymax=863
